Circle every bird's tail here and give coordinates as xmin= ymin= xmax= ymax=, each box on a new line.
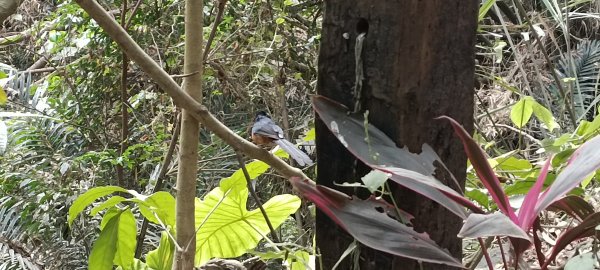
xmin=275 ymin=139 xmax=313 ymax=167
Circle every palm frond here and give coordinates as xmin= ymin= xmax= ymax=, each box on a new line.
xmin=0 ymin=199 xmax=41 ymax=270
xmin=554 ymin=39 xmax=600 ymax=121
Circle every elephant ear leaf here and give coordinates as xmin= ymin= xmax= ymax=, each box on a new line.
xmin=194 ymin=186 xmax=300 ymax=266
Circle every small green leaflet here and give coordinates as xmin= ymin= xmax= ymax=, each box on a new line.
xmin=361 ymin=169 xmax=391 ymax=193
xmin=89 ymin=208 xmax=137 ymax=270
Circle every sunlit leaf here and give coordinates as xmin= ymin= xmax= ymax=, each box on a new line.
xmin=194 ymin=186 xmax=300 ymax=266
xmin=114 ymin=209 xmax=136 ymax=268
xmin=510 ymin=96 xmax=534 ymax=128
xmin=532 ymin=102 xmax=559 ymax=131
xmin=0 ymin=86 xmax=6 ymax=105
xmin=147 ymin=231 xmax=174 ymax=270
xmin=143 ymin=191 xmax=176 ymax=227
xmin=89 ymin=211 xmax=121 ymax=270
xmin=90 ymin=196 xmax=127 ymax=216
xmin=478 ymin=0 xmax=496 ymax=22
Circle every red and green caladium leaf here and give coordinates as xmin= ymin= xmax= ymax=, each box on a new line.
xmin=290 ymin=177 xmax=463 ymax=268
xmin=312 ymin=96 xmax=482 ymax=219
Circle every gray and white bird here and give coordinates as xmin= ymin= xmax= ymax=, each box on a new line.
xmin=250 ymin=111 xmax=313 ymax=166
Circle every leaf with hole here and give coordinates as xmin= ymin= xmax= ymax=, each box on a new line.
xmin=312 ymin=96 xmax=481 ymax=219
xmin=290 ymin=177 xmax=463 ymax=268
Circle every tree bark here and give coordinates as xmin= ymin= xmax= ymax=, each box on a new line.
xmin=315 ymin=1 xmax=478 ymax=269
xmin=173 ymin=0 xmax=203 ymax=268
xmin=0 ymin=0 xmax=21 ymax=24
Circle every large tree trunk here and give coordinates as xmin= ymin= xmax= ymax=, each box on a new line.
xmin=315 ymin=1 xmax=478 ymax=269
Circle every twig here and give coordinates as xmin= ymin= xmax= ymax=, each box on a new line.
xmin=203 ymin=0 xmax=228 ymax=61
xmin=171 ymin=71 xmax=200 ymax=79
xmin=235 ymin=151 xmax=280 ymax=243
xmin=116 ymin=0 xmax=130 ymax=188
xmin=497 ymin=236 xmax=508 ymax=270
xmin=467 ymin=236 xmax=495 ymax=270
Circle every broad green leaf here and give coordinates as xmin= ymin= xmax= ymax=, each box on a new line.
xmin=361 ymin=169 xmax=390 ymax=193
xmin=510 ymin=96 xmax=534 ymax=128
xmin=138 ymin=204 xmax=159 ymax=224
xmin=195 ymin=187 xmax=300 ymax=266
xmin=89 ymin=211 xmax=121 ymax=270
xmin=91 ymin=196 xmax=127 ymax=216
xmin=276 ymin=17 xmax=285 ymax=24
xmin=492 ymin=156 xmax=532 ymax=172
xmin=578 ymin=113 xmax=600 ymax=137
xmin=465 ymin=189 xmax=489 ymax=209
xmin=143 ymin=191 xmax=176 ymax=227
xmin=114 ymin=209 xmax=137 ymax=269
xmin=220 ymin=159 xmax=269 ymax=195
xmin=69 ymin=186 xmax=127 ymax=226
xmin=532 ymin=102 xmax=559 ymax=131
xmin=101 ymin=207 xmax=121 ymax=230
xmin=147 ymin=231 xmax=174 ymax=270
